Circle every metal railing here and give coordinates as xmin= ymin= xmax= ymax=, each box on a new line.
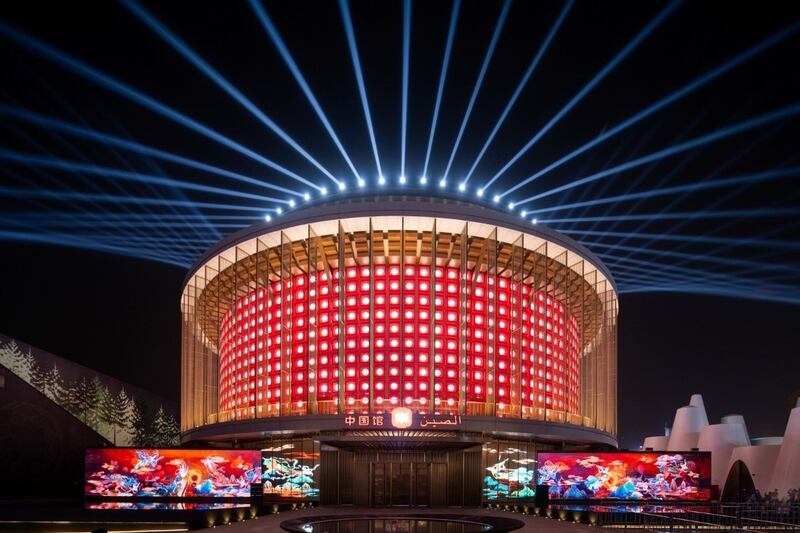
xmin=537 ymin=502 xmax=800 ymax=532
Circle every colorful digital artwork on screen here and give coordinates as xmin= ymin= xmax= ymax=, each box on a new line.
xmin=261 ymin=441 xmax=320 ymax=498
xmin=85 ymin=449 xmax=261 ymax=498
xmin=482 ymin=444 xmax=537 ymax=500
xmin=537 ymin=452 xmax=711 ymax=501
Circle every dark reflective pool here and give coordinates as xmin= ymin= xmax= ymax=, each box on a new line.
xmin=297 ymin=519 xmax=491 ymax=533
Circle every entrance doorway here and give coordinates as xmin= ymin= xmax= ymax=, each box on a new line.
xmin=370 ymin=462 xmax=442 ymax=506
xmin=319 ymin=447 xmax=481 ymax=507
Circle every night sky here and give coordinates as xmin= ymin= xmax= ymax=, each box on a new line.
xmin=1 ymin=1 xmax=799 ymax=449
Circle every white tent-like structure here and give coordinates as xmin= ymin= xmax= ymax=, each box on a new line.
xmin=642 ymin=394 xmax=800 ymax=500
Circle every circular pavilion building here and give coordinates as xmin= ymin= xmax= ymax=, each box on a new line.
xmin=180 ymin=193 xmax=618 ymax=505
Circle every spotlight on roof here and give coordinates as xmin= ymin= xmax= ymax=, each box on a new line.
xmin=288 ymin=199 xmax=296 ymax=208
xmin=320 ymin=187 xmax=328 ymax=196
xmin=264 ymin=214 xmax=272 ymax=222
xmin=521 ymin=210 xmax=527 ymax=217
xmin=458 ymin=182 xmax=466 ymax=192
xmin=477 ymin=189 xmax=484 ymax=198
xmin=378 ymin=175 xmax=386 ymax=186
xmin=439 ymin=179 xmax=446 ymax=188
xmin=420 ymin=176 xmax=428 ymax=185
xmin=399 ymin=175 xmax=406 ymax=185
xmin=358 ymin=178 xmax=366 ymax=188
xmin=531 ymin=218 xmax=538 ymax=225
xmin=338 ymin=182 xmax=346 ymax=191
xmin=276 ymin=207 xmax=283 ymax=215
xmin=493 ymin=195 xmax=500 ymax=203
xmin=508 ymin=202 xmax=514 ymax=210
xmin=303 ymin=192 xmax=311 ymax=202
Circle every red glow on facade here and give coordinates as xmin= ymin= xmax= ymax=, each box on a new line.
xmin=218 ymin=265 xmax=579 ymax=419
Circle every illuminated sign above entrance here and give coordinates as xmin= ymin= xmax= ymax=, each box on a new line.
xmin=343 ymin=411 xmax=462 ymax=430
xmin=391 ymin=407 xmax=413 ymax=428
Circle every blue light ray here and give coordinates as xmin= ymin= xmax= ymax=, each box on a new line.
xmin=0 ymin=215 xmax=250 ymax=231
xmin=339 ymin=0 xmax=383 ymax=178
xmin=526 ymin=167 xmax=798 ymax=215
xmin=540 ymin=207 xmax=800 ymax=224
xmin=422 ymin=0 xmax=462 ymax=180
xmin=121 ymin=0 xmax=340 ymax=187
xmin=0 ymin=105 xmax=303 ymax=197
xmin=100 ymin=112 xmax=223 ymax=242
xmin=500 ymin=21 xmax=800 ymax=197
xmin=0 ymin=20 xmax=321 ymax=191
xmin=614 ymin=272 xmax=798 ymax=298
xmin=563 ymin=228 xmax=800 ymax=252
xmin=401 ymin=0 xmax=411 ymax=180
xmin=613 ymin=265 xmax=800 ymax=302
xmin=2 ymin=125 xmax=196 ymax=257
xmin=440 ymin=0 xmax=511 ymax=184
xmin=597 ymin=253 xmax=791 ymax=293
xmin=483 ymin=0 xmax=683 ymax=194
xmin=587 ymin=240 xmax=797 ymax=274
xmin=576 ymin=114 xmax=707 ymax=235
xmin=0 ymin=229 xmax=191 ymax=268
xmin=0 ymin=186 xmax=274 ymax=212
xmin=618 ymin=285 xmax=800 ymax=306
xmin=612 ymin=270 xmax=790 ymax=297
xmin=610 ymin=262 xmax=800 ymax=298
xmin=249 ymin=0 xmax=361 ymax=183
xmin=602 ymin=126 xmax=786 ymax=258
xmin=562 ymin=122 xmax=662 ymax=230
xmin=9 ymin=212 xmax=262 ymax=222
xmin=616 ymin=193 xmax=800 ymax=280
xmin=462 ymin=0 xmax=572 ymax=185
xmin=515 ymin=103 xmax=800 ymax=206
xmin=5 ymin=57 xmax=219 ymax=245
xmin=0 ymin=150 xmax=290 ymax=205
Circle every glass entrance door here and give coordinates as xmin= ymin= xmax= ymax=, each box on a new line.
xmin=392 ymin=462 xmax=411 ymax=505
xmin=370 ymin=462 xmax=433 ymax=506
xmin=415 ymin=463 xmax=430 ymax=506
xmin=372 ymin=462 xmax=388 ymax=506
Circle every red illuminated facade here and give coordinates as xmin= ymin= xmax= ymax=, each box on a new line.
xmin=219 ymin=265 xmax=580 ymax=418
xmin=182 ymin=195 xmax=618 ymax=459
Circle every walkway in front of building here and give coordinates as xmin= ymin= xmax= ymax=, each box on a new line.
xmin=203 ymin=505 xmax=596 ymax=533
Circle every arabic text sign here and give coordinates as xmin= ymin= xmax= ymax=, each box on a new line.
xmin=342 ymin=413 xmax=462 ymax=429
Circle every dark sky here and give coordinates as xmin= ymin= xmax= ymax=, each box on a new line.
xmin=0 ymin=0 xmax=799 ymax=448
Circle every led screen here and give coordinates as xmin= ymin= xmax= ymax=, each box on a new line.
xmin=261 ymin=438 xmax=320 ymax=498
xmin=482 ymin=442 xmax=538 ymax=500
xmin=85 ymin=448 xmax=261 ymax=498
xmin=537 ymin=452 xmax=711 ymax=501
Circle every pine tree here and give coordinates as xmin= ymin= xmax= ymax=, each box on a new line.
xmin=43 ymin=363 xmax=67 ymax=404
xmin=85 ymin=375 xmax=100 ymax=430
xmin=63 ymin=382 xmax=81 ymax=417
xmin=0 ymin=339 xmax=20 ymax=371
xmin=91 ymin=376 xmax=111 ymax=440
xmin=0 ymin=339 xmax=16 ymax=370
xmin=130 ymin=399 xmax=155 ymax=447
xmin=99 ymin=384 xmax=114 ymax=437
xmin=17 ymin=349 xmax=37 ymax=383
xmin=29 ymin=357 xmax=47 ymax=393
xmin=112 ymin=387 xmax=132 ymax=445
xmin=152 ymin=406 xmax=175 ymax=447
xmin=164 ymin=411 xmax=181 ymax=446
xmin=0 ymin=340 xmax=36 ymax=383
xmin=129 ymin=399 xmax=143 ymax=446
xmin=51 ymin=365 xmax=70 ymax=408
xmin=73 ymin=375 xmax=92 ymax=424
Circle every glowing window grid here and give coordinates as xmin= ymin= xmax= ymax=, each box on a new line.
xmin=218 ymin=265 xmax=579 ymax=417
